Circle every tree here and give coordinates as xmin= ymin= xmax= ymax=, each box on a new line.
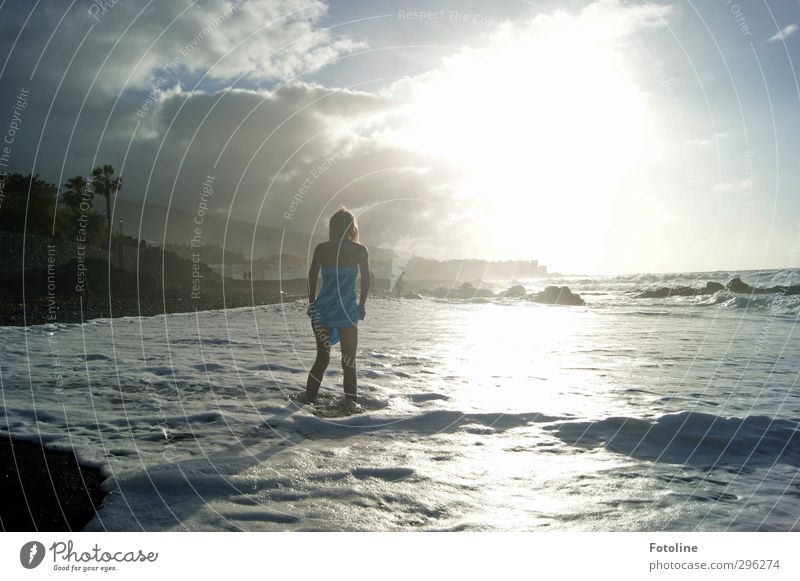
xmin=0 ymin=173 xmax=58 ymax=236
xmin=61 ymin=175 xmax=92 ymax=211
xmin=90 ymin=164 xmax=122 ymax=239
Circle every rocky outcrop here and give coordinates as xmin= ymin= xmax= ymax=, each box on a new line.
xmin=425 ymin=282 xmax=495 ymax=299
xmin=531 ymin=286 xmax=585 ymax=306
xmin=726 ymin=277 xmax=750 ymax=293
xmin=726 ymin=276 xmax=800 ymax=295
xmin=638 ymin=277 xmax=800 ymax=299
xmin=502 ymin=284 xmax=527 ymax=298
xmin=638 ymin=281 xmax=723 ymax=299
xmin=456 ymin=282 xmax=494 ymax=299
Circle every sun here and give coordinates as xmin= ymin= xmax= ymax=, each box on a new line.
xmin=391 ymin=17 xmax=650 ymax=271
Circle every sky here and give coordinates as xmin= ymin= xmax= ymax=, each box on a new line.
xmin=0 ymin=0 xmax=799 ymax=274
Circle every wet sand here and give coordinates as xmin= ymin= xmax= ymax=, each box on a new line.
xmin=0 ymin=436 xmax=105 ymax=531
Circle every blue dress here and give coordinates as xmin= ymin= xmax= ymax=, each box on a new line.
xmin=309 ymin=266 xmax=360 ymax=345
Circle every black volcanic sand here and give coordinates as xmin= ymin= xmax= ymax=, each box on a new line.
xmin=0 ymin=437 xmax=106 ymax=531
xmin=0 ymin=254 xmax=316 ymax=326
xmin=0 ymin=294 xmax=299 ymax=327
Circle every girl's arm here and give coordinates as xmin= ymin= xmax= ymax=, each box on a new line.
xmin=358 ymin=246 xmax=370 ymax=319
xmin=307 ymin=245 xmax=321 ymax=304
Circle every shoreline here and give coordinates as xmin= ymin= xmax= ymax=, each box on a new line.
xmin=0 ymin=436 xmax=106 ymax=531
xmin=0 ymin=289 xmax=404 ymax=328
xmin=0 ymin=294 xmax=304 ymax=327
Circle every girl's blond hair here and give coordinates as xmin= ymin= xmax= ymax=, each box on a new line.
xmin=329 ymin=208 xmax=359 ymax=243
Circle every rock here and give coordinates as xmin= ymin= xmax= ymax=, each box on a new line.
xmin=531 ymin=286 xmax=585 ymax=306
xmin=502 ymin=284 xmax=527 ymax=298
xmin=638 ymin=281 xmax=724 ymax=299
xmin=424 ymin=283 xmax=497 ymax=299
xmin=727 ymin=277 xmax=800 ymax=295
xmin=455 ymin=282 xmax=494 ymax=299
xmin=635 ymin=277 xmax=800 ymax=301
xmin=726 ymin=277 xmax=800 ymax=295
xmin=727 ymin=277 xmax=752 ymax=293
xmin=639 ymin=285 xmax=699 ymax=298
xmin=764 ymin=284 xmax=800 ymax=295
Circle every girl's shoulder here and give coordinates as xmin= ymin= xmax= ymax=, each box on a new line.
xmin=350 ymin=242 xmax=369 ymax=261
xmin=314 ymin=241 xmax=337 ymax=255
xmin=325 ymin=239 xmax=367 ymax=253
xmin=315 ymin=240 xmax=365 ymax=265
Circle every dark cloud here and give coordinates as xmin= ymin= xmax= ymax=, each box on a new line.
xmin=6 ymin=0 xmax=791 ymax=272
xmin=0 ymin=0 xmax=468 ymax=257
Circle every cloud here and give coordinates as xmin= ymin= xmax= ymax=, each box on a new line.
xmin=0 ymin=0 xmax=677 ymax=269
xmin=123 ymin=80 xmax=463 ymax=254
xmin=0 ymin=0 xmax=462 ymax=256
xmin=0 ymin=0 xmax=363 ymax=93
xmin=767 ymin=23 xmax=799 ymax=43
xmin=0 ymin=0 xmax=367 ymax=216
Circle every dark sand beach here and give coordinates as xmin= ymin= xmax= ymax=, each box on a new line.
xmin=0 ymin=437 xmax=106 ymax=531
xmin=0 ymin=293 xmax=300 ymax=327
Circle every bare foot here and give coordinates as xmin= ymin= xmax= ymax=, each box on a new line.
xmin=293 ymin=393 xmax=316 ymax=405
xmin=340 ymin=399 xmax=363 ymax=414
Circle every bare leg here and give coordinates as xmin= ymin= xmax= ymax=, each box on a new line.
xmin=306 ymin=320 xmax=332 ymax=401
xmin=338 ymin=326 xmax=358 ymax=401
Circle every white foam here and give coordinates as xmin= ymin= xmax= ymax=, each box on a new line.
xmin=2 ymin=286 xmax=799 ymax=531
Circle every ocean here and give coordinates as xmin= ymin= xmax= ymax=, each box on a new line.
xmin=2 ymin=268 xmax=799 ymax=531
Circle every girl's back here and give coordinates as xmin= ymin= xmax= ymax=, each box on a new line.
xmin=315 ymin=239 xmax=366 ymax=268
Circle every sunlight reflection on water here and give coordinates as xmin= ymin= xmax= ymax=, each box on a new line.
xmin=3 ymin=296 xmax=799 ymax=531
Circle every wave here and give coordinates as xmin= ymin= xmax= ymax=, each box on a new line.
xmin=534 ymin=269 xmax=800 ymax=294
xmin=424 ymin=269 xmax=800 ymax=311
xmin=694 ymin=291 xmax=800 ymax=314
xmin=550 ymin=411 xmax=800 ymax=468
xmin=618 ymin=289 xmax=800 ymax=315
xmin=281 ymin=409 xmax=562 ymax=440
xmin=425 ymin=287 xmax=800 ymax=315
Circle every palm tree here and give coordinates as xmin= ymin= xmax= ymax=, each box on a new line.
xmin=61 ymin=175 xmax=92 ymax=210
xmin=91 ymin=164 xmax=122 ymax=238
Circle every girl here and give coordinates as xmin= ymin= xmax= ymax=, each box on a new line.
xmin=303 ymin=209 xmax=370 ymax=409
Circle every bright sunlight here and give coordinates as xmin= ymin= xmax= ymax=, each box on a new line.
xmin=392 ymin=16 xmax=652 ymax=269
